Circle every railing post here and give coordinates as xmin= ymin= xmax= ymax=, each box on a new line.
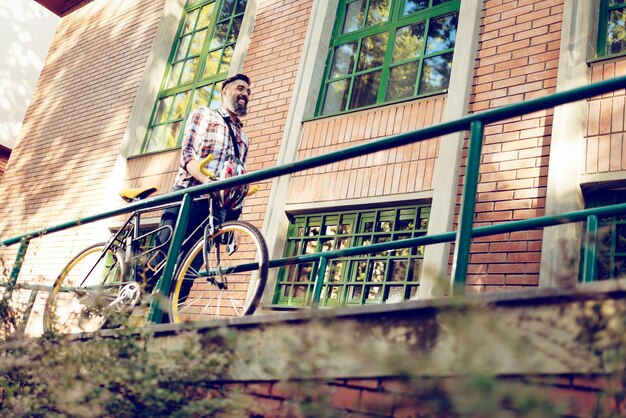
xmin=581 ymin=214 xmax=599 ymax=283
xmin=147 ymin=194 xmax=193 ymax=323
xmin=311 ymin=256 xmax=327 ymax=309
xmin=451 ymin=120 xmax=485 ymax=295
xmin=0 ymin=237 xmax=30 ymax=309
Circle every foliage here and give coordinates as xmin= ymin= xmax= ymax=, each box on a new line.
xmin=0 ymin=325 xmax=237 ymax=417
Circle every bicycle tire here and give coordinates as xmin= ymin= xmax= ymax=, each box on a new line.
xmin=169 ymin=221 xmax=268 ymax=323
xmin=43 ymin=242 xmax=125 ymax=334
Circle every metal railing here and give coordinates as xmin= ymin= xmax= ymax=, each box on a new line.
xmin=2 ymin=75 xmax=626 ymax=325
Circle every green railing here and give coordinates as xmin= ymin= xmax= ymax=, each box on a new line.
xmin=2 ymin=75 xmax=626 ymax=325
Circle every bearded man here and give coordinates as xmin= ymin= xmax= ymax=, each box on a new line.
xmin=146 ymin=74 xmax=252 ymax=289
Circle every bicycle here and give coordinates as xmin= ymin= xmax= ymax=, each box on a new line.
xmin=42 ymin=156 xmax=269 ymax=334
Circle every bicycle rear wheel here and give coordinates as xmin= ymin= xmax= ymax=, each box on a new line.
xmin=43 ymin=243 xmax=125 ymax=334
xmin=170 ymin=221 xmax=268 ymax=323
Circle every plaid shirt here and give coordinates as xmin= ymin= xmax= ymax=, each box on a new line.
xmin=174 ymin=106 xmax=249 ymax=189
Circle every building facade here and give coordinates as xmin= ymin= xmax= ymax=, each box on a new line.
xmin=1 ymin=0 xmax=625 ymax=324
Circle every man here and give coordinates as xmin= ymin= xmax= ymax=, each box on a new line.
xmin=145 ymin=73 xmax=252 ymax=286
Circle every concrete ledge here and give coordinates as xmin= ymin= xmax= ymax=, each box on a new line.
xmin=100 ymin=280 xmax=626 ymax=381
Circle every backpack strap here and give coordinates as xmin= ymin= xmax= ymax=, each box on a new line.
xmin=220 ymin=113 xmax=242 ymax=164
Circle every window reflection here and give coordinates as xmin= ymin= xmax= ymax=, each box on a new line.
xmin=330 ymin=43 xmax=357 ymax=79
xmin=425 ymin=13 xmax=458 ymax=54
xmin=418 ymin=52 xmax=453 ymax=94
xmin=608 ymin=8 xmax=626 ymax=55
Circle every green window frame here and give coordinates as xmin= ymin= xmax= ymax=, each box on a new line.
xmin=141 ymin=0 xmax=248 ymax=154
xmin=316 ymin=0 xmax=459 ymax=117
xmin=598 ymin=1 xmax=626 ymax=58
xmin=274 ymin=204 xmax=431 ymax=307
xmin=581 ymin=190 xmax=626 ymax=282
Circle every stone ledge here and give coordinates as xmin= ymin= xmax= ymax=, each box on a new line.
xmin=99 ymin=279 xmax=626 ymax=381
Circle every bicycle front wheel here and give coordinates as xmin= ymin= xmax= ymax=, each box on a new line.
xmin=43 ymin=243 xmax=125 ymax=334
xmin=170 ymin=221 xmax=268 ymax=323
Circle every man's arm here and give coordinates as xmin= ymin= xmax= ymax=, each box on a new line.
xmin=186 ymin=159 xmax=214 ymax=185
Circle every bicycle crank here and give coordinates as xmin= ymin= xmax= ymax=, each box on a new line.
xmin=108 ymin=282 xmax=141 ymax=312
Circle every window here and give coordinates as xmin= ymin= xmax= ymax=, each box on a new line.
xmin=317 ymin=0 xmax=459 ymax=117
xmin=274 ymin=204 xmax=430 ymax=307
xmin=598 ymin=1 xmax=626 ymax=58
xmin=581 ymin=190 xmax=626 ymax=282
xmin=141 ymin=0 xmax=248 ymax=154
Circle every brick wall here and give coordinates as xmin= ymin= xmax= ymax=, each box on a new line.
xmin=288 ymin=97 xmax=445 ymax=205
xmin=0 ymin=145 xmax=10 ymax=180
xmin=459 ymin=0 xmax=563 ymax=293
xmin=0 ymin=0 xmax=165 ymax=285
xmin=210 ymin=375 xmax=616 ymax=417
xmin=585 ymin=60 xmax=626 ymax=174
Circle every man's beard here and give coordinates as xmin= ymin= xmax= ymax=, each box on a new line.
xmin=226 ymin=94 xmax=248 ymax=116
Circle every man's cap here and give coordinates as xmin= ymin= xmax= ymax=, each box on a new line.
xmin=221 ymin=74 xmax=251 ymax=91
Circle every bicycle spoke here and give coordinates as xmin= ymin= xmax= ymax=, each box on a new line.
xmin=170 ymin=221 xmax=268 ymax=323
xmin=44 ymin=243 xmax=125 ymax=334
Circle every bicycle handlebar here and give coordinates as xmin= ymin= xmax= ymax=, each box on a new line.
xmin=198 ymin=154 xmax=259 ymax=197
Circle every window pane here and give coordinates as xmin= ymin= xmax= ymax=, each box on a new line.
xmin=330 ymin=42 xmax=357 ymax=79
xmin=175 ymin=34 xmax=192 ymax=61
xmin=607 ymin=8 xmax=626 ymax=55
xmin=235 ymin=0 xmax=248 ymax=14
xmin=165 ymin=121 xmax=182 ymax=148
xmin=183 ymin=9 xmax=199 ymax=34
xmin=357 ymin=32 xmax=389 ymax=71
xmin=192 ymin=84 xmax=213 ymax=108
xmin=366 ymin=285 xmax=382 ymax=301
xmin=209 ymin=87 xmax=221 ymax=109
xmin=220 ymin=0 xmax=236 ymax=20
xmin=212 ymin=22 xmax=229 ymax=48
xmin=197 ymin=3 xmax=214 ymax=28
xmin=203 ymin=50 xmax=221 ymax=78
xmin=387 ymin=286 xmax=404 ymax=303
xmin=403 ymin=0 xmax=428 ymax=15
xmin=229 ymin=16 xmax=243 ymax=43
xmin=154 ymin=96 xmax=174 ymax=124
xmin=144 ymin=125 xmax=165 ymax=153
xmin=323 ymin=79 xmax=350 ymax=114
xmin=391 ymin=260 xmax=407 ymax=281
xmin=425 ymin=13 xmax=458 ymax=54
xmin=180 ymin=58 xmax=199 ymax=84
xmin=350 ymin=70 xmax=381 ymax=109
xmin=418 ymin=52 xmax=452 ymax=94
xmin=386 ymin=61 xmax=419 ymax=101
xmin=220 ymin=45 xmax=234 ymax=72
xmin=366 ymin=0 xmax=390 ymax=27
xmin=171 ymin=91 xmax=191 ymax=119
xmin=433 ymin=0 xmax=454 ymax=5
xmin=167 ymin=62 xmax=184 ymax=88
xmin=393 ymin=22 xmax=425 ymax=63
xmin=343 ymin=0 xmax=366 ymax=33
xmin=189 ymin=29 xmax=207 ymax=55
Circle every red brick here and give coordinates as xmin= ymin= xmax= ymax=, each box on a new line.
xmin=331 ymin=386 xmax=362 ymax=411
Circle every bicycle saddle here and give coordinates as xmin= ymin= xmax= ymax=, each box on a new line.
xmin=119 ymin=186 xmax=158 ymax=202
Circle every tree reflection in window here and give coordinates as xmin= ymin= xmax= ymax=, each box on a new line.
xmin=142 ymin=0 xmax=248 ymax=153
xmin=275 ymin=205 xmax=431 ymax=307
xmin=319 ymin=0 xmax=459 ymax=116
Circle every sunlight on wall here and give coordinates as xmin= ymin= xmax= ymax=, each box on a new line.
xmin=0 ymin=1 xmax=59 ymax=149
